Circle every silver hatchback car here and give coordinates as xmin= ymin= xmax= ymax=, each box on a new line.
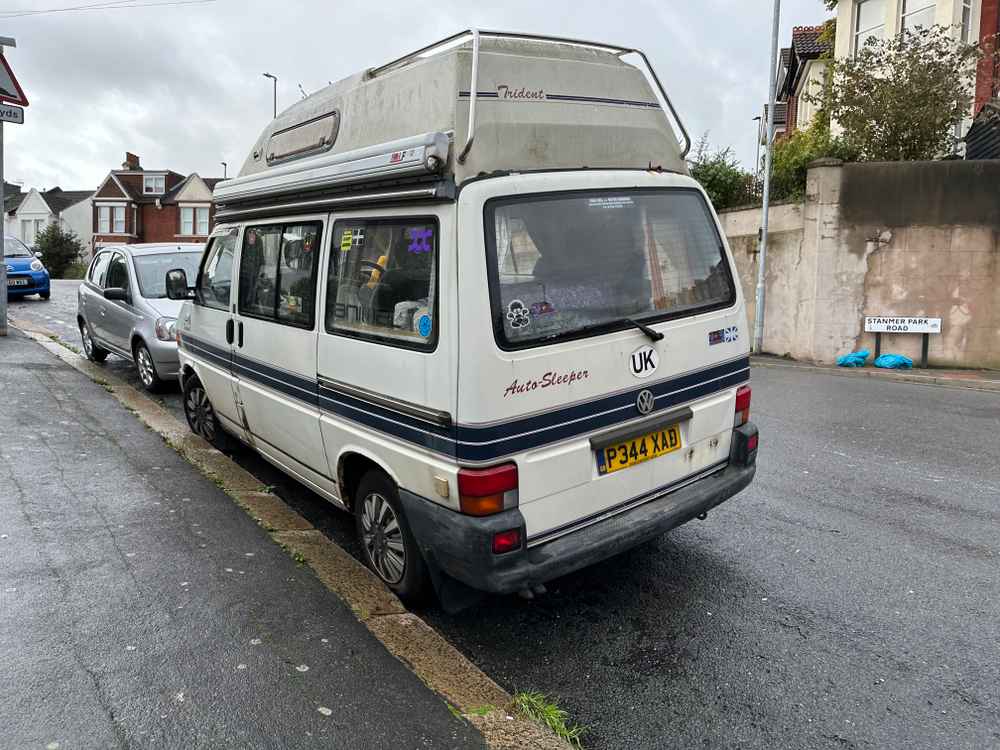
xmin=78 ymin=243 xmax=205 ymax=392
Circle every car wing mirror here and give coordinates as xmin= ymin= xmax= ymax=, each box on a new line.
xmin=165 ymin=268 xmax=195 ymax=300
xmin=103 ymin=287 xmax=128 ymax=301
xmin=34 ymin=251 xmax=43 ymax=259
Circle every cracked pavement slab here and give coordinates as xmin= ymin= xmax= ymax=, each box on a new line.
xmin=0 ymin=329 xmax=484 ymax=749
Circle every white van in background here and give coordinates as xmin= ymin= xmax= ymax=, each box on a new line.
xmin=167 ymin=31 xmax=758 ymax=609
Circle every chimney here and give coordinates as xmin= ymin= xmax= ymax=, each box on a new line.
xmin=122 ymin=152 xmax=141 ymax=171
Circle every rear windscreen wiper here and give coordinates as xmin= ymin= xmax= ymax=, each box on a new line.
xmin=622 ymin=318 xmax=664 ymax=342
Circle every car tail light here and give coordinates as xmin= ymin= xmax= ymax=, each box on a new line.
xmin=457 ymin=463 xmax=518 ymax=516
xmin=747 ymin=433 xmax=759 ymax=452
xmin=492 ymin=529 xmax=522 ymax=554
xmin=734 ymin=385 xmax=751 ymax=427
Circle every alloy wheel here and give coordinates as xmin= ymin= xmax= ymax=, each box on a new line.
xmin=136 ymin=346 xmax=155 ymax=387
xmin=81 ymin=326 xmax=93 ymax=357
xmin=360 ymin=492 xmax=406 ymax=584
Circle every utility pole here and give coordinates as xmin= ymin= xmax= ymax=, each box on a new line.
xmin=262 ymin=72 xmax=277 ymax=118
xmin=1 ymin=36 xmax=15 ymax=337
xmin=1 ymin=105 xmax=6 ymax=337
xmin=753 ymin=0 xmax=781 ymax=355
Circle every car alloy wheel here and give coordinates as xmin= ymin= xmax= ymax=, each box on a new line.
xmin=360 ymin=491 xmax=406 ymax=585
xmin=81 ymin=326 xmax=94 ymax=357
xmin=184 ymin=382 xmax=217 ymax=443
xmin=136 ymin=346 xmax=156 ymax=388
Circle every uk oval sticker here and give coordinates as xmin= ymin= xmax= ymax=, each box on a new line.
xmin=629 ymin=345 xmax=659 ymax=379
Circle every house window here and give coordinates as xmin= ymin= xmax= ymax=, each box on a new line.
xmin=98 ymin=206 xmax=110 ymax=233
xmin=180 ymin=207 xmax=194 ymax=235
xmin=143 ymin=175 xmax=165 ymax=194
xmin=181 ymin=206 xmax=211 ymax=235
xmin=960 ymin=0 xmax=974 ymax=41
xmin=113 ymin=206 xmax=125 ymax=233
xmin=901 ymin=0 xmax=935 ymax=33
xmin=854 ymin=0 xmax=886 ymax=52
xmin=197 ymin=207 xmax=210 ymax=236
xmin=20 ymin=219 xmax=31 ymax=243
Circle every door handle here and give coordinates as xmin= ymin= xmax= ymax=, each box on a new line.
xmin=237 ymin=321 xmax=244 ymax=348
xmin=226 ymin=319 xmax=234 ymax=344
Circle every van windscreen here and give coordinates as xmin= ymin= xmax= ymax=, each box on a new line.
xmin=485 ymin=189 xmax=735 ymax=349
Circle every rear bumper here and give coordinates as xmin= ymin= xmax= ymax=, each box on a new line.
xmin=401 ymin=423 xmax=758 ymax=596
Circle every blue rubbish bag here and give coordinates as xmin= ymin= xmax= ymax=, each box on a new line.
xmin=874 ymin=353 xmax=913 ymax=369
xmin=836 ymin=349 xmax=870 ymax=367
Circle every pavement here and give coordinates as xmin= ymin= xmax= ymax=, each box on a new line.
xmin=752 ymin=353 xmax=1000 ymax=391
xmin=7 ymin=280 xmax=1000 ymax=749
xmin=0 ymin=328 xmax=484 ymax=749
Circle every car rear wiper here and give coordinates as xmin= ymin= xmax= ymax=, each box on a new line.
xmin=622 ymin=318 xmax=664 ymax=342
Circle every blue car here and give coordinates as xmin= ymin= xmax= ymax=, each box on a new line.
xmin=4 ymin=235 xmax=50 ymax=300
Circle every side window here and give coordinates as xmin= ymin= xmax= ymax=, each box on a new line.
xmin=238 ymin=222 xmax=321 ymax=329
xmin=89 ymin=252 xmax=111 ymax=286
xmin=105 ymin=253 xmax=130 ymax=291
xmin=325 ymin=217 xmax=438 ymax=350
xmin=196 ymin=229 xmax=238 ymax=311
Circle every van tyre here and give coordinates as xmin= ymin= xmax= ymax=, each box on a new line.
xmin=354 ymin=470 xmax=431 ymax=604
xmin=80 ymin=321 xmax=108 ymax=363
xmin=134 ymin=341 xmax=163 ymax=393
xmin=182 ymin=374 xmax=231 ymax=451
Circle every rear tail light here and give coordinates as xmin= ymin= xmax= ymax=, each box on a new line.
xmin=734 ymin=385 xmax=751 ymax=427
xmin=747 ymin=433 xmax=759 ymax=453
xmin=457 ymin=463 xmax=518 ymax=516
xmin=492 ymin=529 xmax=522 ymax=554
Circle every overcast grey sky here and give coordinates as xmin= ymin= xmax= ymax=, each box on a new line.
xmin=2 ymin=0 xmax=832 ymax=191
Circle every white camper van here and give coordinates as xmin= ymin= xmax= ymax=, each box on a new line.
xmin=168 ymin=30 xmax=758 ymax=607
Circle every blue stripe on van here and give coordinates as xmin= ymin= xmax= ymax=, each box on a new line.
xmin=179 ymin=333 xmax=748 ymax=463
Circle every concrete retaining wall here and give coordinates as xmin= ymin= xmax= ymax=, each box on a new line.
xmin=720 ymin=160 xmax=1000 ymax=369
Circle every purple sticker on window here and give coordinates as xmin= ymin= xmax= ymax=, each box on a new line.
xmin=406 ymin=227 xmax=433 ymax=254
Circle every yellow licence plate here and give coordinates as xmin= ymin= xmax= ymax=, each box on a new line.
xmin=596 ymin=425 xmax=683 ymax=475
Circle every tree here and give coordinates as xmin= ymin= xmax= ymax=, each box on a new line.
xmin=688 ymin=134 xmax=755 ymax=210
xmin=33 ymin=223 xmax=86 ymax=278
xmin=812 ymin=25 xmax=984 ymax=161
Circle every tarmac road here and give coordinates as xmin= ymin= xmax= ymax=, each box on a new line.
xmin=11 ymin=279 xmax=1000 ymax=749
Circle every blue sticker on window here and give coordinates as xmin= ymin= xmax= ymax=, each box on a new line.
xmin=406 ymin=227 xmax=433 ymax=254
xmin=417 ymin=314 xmax=432 ymax=337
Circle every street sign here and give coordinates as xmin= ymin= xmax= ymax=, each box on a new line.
xmin=0 ymin=103 xmax=23 ymax=124
xmin=864 ymin=316 xmax=942 ymax=334
xmin=0 ymin=52 xmax=28 ymax=106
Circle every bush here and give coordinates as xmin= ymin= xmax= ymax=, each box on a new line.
xmin=770 ymin=122 xmax=857 ymax=201
xmin=61 ymin=261 xmax=88 ymax=279
xmin=33 ymin=223 xmax=86 ymax=278
xmin=689 ymin=134 xmax=756 ymax=210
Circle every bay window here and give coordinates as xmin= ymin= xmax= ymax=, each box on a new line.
xmin=854 ymin=0 xmax=886 ymax=52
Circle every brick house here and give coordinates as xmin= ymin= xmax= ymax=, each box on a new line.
xmin=759 ymin=26 xmax=833 ymax=145
xmin=92 ymin=152 xmax=221 ymax=248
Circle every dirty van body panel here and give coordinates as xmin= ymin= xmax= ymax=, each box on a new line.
xmin=229 ymin=216 xmax=336 ymax=492
xmin=456 ymin=171 xmax=751 ymax=543
xmin=316 ymin=205 xmax=462 ymax=508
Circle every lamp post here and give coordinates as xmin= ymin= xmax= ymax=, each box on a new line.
xmin=752 ymin=115 xmax=763 ymax=181
xmin=262 ymin=72 xmax=277 ymax=118
xmin=220 ymin=161 xmax=227 ymax=179
xmin=753 ymin=0 xmax=781 ymax=355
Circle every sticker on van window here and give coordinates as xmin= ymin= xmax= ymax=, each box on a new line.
xmin=406 ymin=227 xmax=433 ymax=254
xmin=506 ymin=299 xmax=531 ymax=329
xmin=417 ymin=314 xmax=432 ymax=338
xmin=587 ymin=196 xmax=634 ymax=210
xmin=341 ymin=228 xmax=365 ymax=251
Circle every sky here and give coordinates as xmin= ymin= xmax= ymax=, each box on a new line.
xmin=1 ymin=0 xmax=833 ymax=192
